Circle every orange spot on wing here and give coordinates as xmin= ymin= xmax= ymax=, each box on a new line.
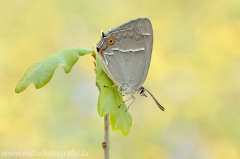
xmin=99 ymin=49 xmax=106 ymax=62
xmin=108 ymin=39 xmax=114 ymax=45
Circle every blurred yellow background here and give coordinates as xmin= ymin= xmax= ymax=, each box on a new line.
xmin=1 ymin=0 xmax=240 ymax=158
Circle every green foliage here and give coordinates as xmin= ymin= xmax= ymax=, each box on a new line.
xmin=15 ymin=47 xmax=94 ymax=93
xmin=96 ymin=55 xmax=132 ymax=136
xmin=15 ymin=47 xmax=132 ymax=135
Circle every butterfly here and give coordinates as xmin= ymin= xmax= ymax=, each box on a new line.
xmin=96 ymin=18 xmax=164 ymax=112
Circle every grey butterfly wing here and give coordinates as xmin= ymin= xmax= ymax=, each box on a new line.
xmin=96 ymin=18 xmax=153 ymax=88
xmin=134 ymin=19 xmax=153 ymax=87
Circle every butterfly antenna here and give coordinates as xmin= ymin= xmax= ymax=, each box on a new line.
xmin=144 ymin=88 xmax=165 ymax=111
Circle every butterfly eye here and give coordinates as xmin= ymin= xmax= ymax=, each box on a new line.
xmin=108 ymin=39 xmax=114 ymax=45
xmin=140 ymin=89 xmax=145 ymax=94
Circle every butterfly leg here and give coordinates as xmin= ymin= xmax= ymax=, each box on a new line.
xmin=126 ymin=96 xmax=136 ymax=112
xmin=103 ymin=85 xmax=118 ymax=88
xmin=119 ymin=97 xmax=131 ymax=108
xmin=140 ymin=94 xmax=147 ymax=97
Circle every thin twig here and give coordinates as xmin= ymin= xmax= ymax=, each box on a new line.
xmin=92 ymin=52 xmax=110 ymax=159
xmin=103 ymin=113 xmax=110 ymax=159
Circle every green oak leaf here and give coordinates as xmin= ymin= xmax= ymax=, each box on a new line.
xmin=96 ymin=55 xmax=132 ymax=136
xmin=15 ymin=47 xmax=94 ymax=93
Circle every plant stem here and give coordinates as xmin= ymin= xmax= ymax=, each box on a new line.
xmin=93 ymin=53 xmax=110 ymax=159
xmin=102 ymin=113 xmax=110 ymax=159
xmin=95 ymin=82 xmax=110 ymax=159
